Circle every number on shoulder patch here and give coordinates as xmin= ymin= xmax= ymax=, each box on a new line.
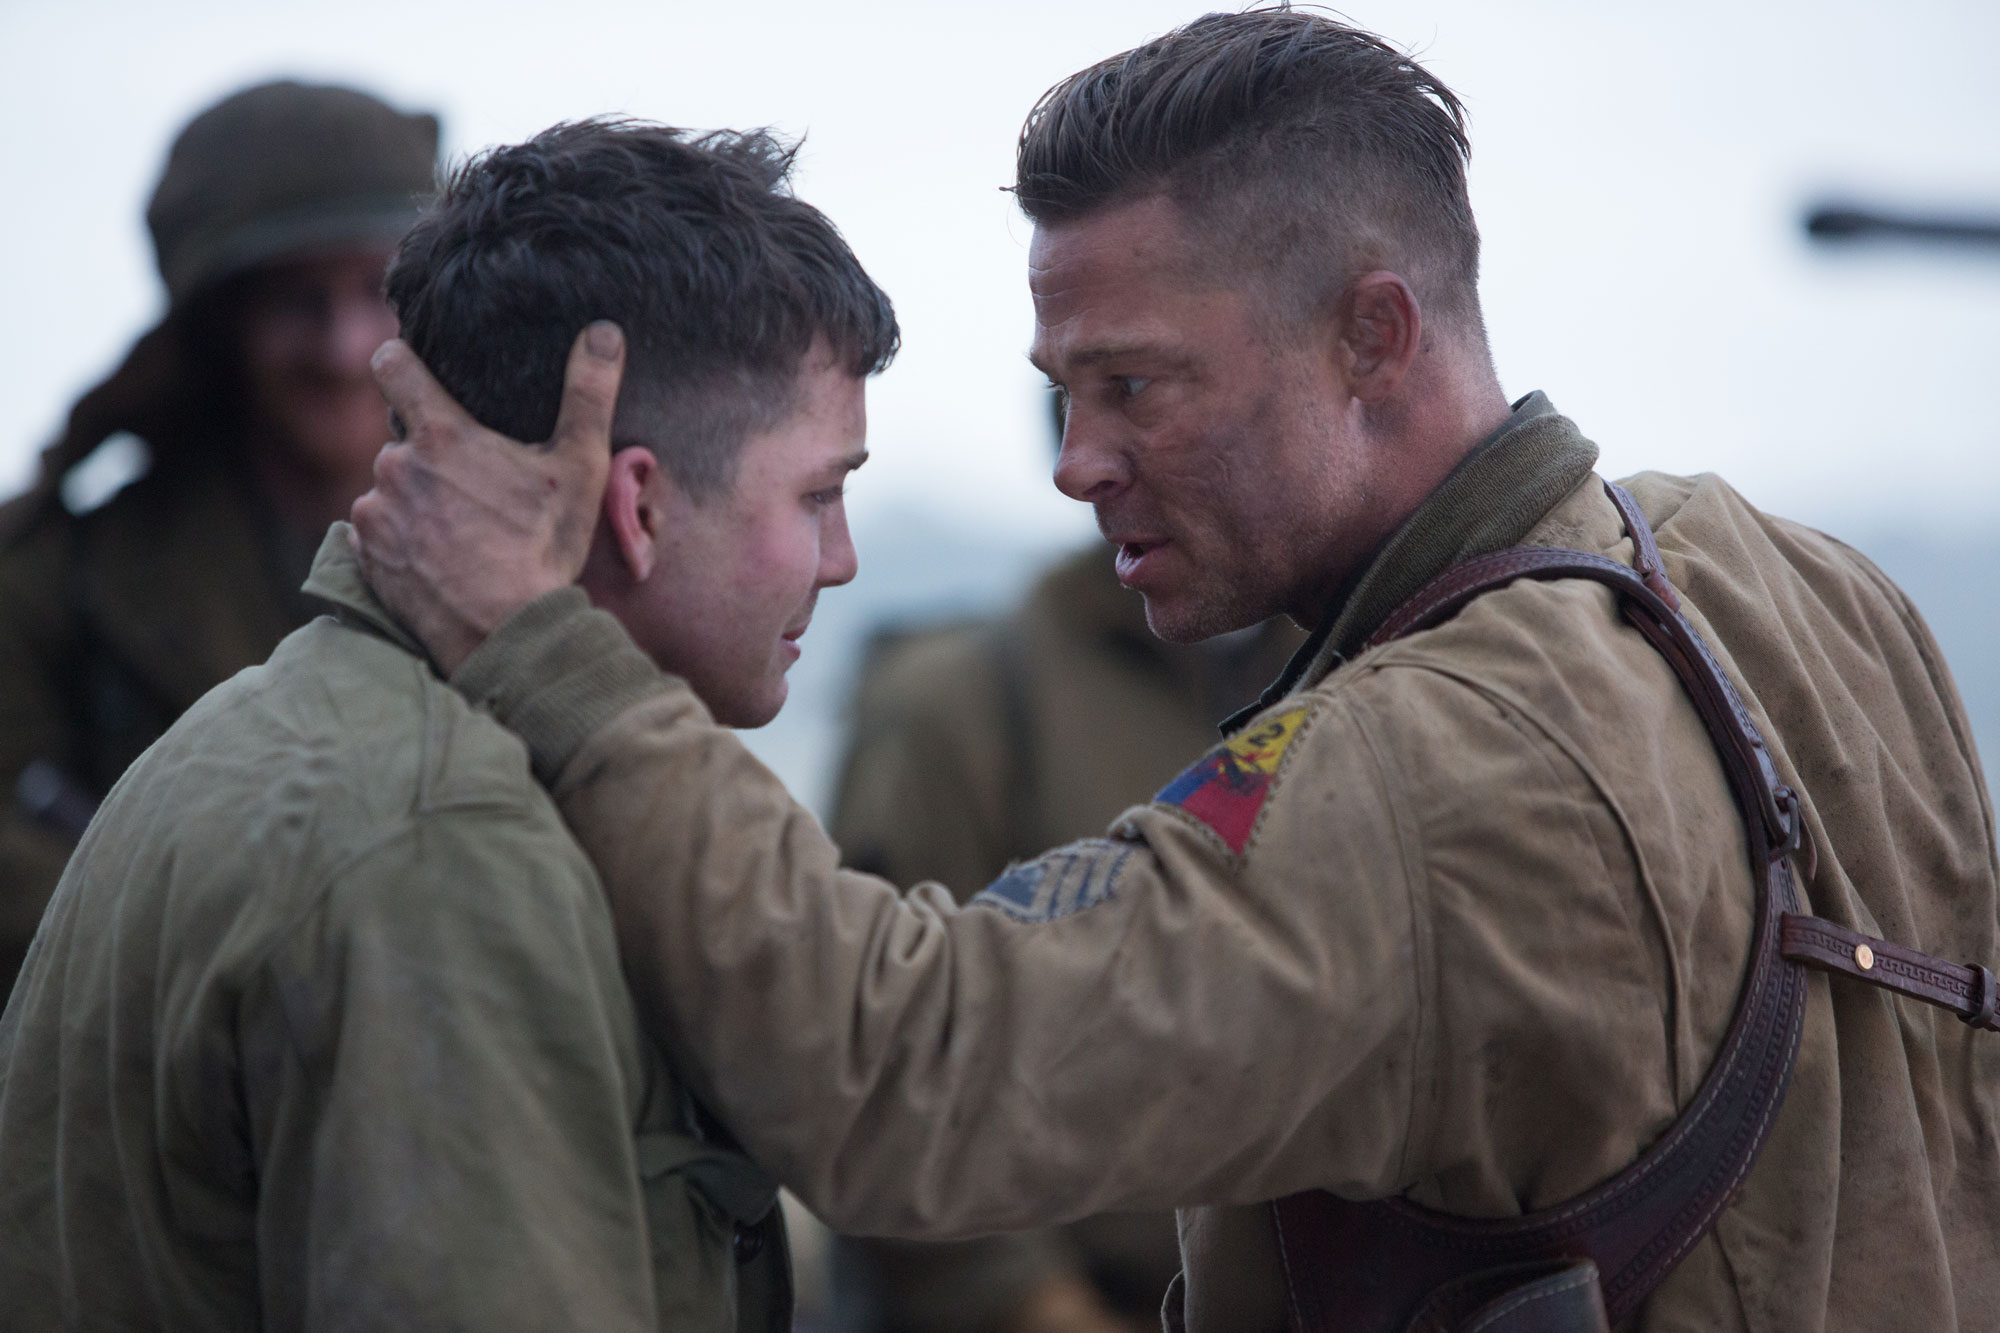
xmin=1155 ymin=705 xmax=1310 ymax=854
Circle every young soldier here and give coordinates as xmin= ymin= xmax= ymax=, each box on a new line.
xmin=357 ymin=13 xmax=2000 ymax=1331
xmin=0 ymin=120 xmax=895 ymax=1331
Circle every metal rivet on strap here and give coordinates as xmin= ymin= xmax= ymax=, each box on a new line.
xmin=1855 ymin=943 xmax=1875 ymax=970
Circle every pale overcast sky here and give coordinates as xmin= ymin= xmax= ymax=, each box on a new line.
xmin=3 ymin=0 xmax=1996 ymax=541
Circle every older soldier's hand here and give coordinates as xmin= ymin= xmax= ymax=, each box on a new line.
xmin=351 ymin=322 xmax=625 ymax=674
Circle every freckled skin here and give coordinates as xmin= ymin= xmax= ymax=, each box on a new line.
xmin=1029 ymin=195 xmax=1405 ymax=642
xmin=580 ymin=351 xmax=867 ymax=728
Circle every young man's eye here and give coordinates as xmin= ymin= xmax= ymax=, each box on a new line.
xmin=808 ymin=485 xmax=846 ymax=507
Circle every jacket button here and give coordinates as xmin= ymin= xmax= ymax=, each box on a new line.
xmin=734 ymin=1222 xmax=766 ymax=1264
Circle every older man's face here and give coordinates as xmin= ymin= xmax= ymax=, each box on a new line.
xmin=1029 ymin=194 xmax=1376 ymax=642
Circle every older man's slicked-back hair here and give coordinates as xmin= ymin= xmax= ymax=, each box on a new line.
xmin=1015 ymin=6 xmax=1483 ymax=338
xmin=388 ymin=120 xmax=898 ymax=500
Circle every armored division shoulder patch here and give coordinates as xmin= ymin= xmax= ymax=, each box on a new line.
xmin=1155 ymin=705 xmax=1310 ymax=854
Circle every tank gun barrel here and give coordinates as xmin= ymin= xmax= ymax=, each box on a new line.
xmin=1805 ymin=202 xmax=2000 ymax=249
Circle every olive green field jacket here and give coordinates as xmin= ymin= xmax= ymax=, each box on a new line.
xmin=0 ymin=530 xmax=786 ymax=1331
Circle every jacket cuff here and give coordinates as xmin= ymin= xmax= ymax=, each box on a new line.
xmin=450 ymin=587 xmax=669 ymax=784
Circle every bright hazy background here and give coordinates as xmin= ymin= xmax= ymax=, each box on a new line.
xmin=4 ymin=0 xmax=1998 ymax=813
xmin=5 ymin=2 xmax=1995 ymax=1317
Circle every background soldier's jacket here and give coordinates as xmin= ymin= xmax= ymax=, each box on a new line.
xmin=828 ymin=547 xmax=1300 ymax=1328
xmin=836 ymin=544 xmax=1304 ymax=890
xmin=0 ymin=530 xmax=787 ymax=1332
xmin=0 ymin=454 xmax=307 ymax=993
xmin=448 ymin=398 xmax=1998 ymax=1333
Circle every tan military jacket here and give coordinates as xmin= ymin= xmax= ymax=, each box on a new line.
xmin=454 ymin=398 xmax=2000 ymax=1332
xmin=0 ymin=457 xmax=306 ymax=994
xmin=0 ymin=530 xmax=787 ymax=1331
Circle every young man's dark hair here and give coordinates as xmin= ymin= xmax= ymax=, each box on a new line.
xmin=1014 ymin=6 xmax=1482 ymax=338
xmin=388 ymin=119 xmax=899 ymax=500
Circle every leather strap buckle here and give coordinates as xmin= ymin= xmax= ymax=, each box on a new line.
xmin=1769 ymin=784 xmax=1817 ymax=879
xmin=1773 ymin=785 xmax=1802 ymax=855
xmin=1963 ymin=965 xmax=2000 ymax=1032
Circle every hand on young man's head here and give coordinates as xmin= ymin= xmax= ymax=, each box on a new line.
xmin=351 ymin=322 xmax=625 ymax=674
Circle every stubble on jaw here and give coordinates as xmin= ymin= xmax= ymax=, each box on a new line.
xmin=1137 ymin=376 xmax=1357 ymax=643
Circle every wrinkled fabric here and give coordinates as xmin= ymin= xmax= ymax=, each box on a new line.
xmin=453 ymin=403 xmax=1999 ymax=1333
xmin=0 ymin=528 xmax=787 ymax=1332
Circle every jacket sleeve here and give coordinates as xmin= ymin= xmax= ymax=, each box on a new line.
xmin=239 ymin=806 xmax=667 ymax=1333
xmin=825 ymin=628 xmax=1101 ymax=1320
xmin=454 ymin=591 xmax=1424 ymax=1240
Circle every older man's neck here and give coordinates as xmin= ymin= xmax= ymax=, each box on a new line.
xmin=1283 ymin=342 xmax=1511 ymax=628
xmin=1369 ymin=333 xmax=1510 ymax=514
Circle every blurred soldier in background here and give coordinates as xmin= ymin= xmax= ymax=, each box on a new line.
xmin=0 ymin=81 xmax=437 ymax=991
xmin=826 ymin=399 xmax=1302 ymax=1333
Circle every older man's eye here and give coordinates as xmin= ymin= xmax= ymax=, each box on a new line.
xmin=1114 ymin=376 xmax=1151 ymax=399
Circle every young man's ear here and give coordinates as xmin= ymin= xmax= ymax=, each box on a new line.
xmin=602 ymin=446 xmax=664 ymax=582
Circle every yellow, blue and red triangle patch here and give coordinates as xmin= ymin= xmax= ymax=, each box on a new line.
xmin=1155 ymin=705 xmax=1309 ymax=854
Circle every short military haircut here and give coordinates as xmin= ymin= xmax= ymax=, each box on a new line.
xmin=388 ymin=119 xmax=898 ymax=500
xmin=1014 ymin=7 xmax=1483 ymax=339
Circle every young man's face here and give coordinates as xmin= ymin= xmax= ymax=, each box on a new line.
xmin=587 ymin=352 xmax=866 ymax=728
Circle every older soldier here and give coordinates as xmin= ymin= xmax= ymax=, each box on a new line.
xmin=355 ymin=12 xmax=2000 ymax=1332
xmin=0 ymin=81 xmax=437 ymax=993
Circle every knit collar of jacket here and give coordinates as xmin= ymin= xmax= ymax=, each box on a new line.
xmin=300 ymin=521 xmax=432 ymax=664
xmin=1226 ymin=391 xmax=1600 ymax=732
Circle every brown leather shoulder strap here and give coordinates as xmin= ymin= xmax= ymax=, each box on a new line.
xmin=1605 ymin=481 xmax=1680 ymax=612
xmin=1779 ymin=912 xmax=2000 ymax=1030
xmin=1274 ymin=480 xmax=1995 ymax=1333
xmin=1364 ymin=485 xmax=1802 ymax=862
xmin=1274 ymin=481 xmax=1809 ymax=1331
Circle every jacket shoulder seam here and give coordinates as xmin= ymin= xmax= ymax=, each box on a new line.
xmin=1337 ymin=686 xmax=1436 ymax=1187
